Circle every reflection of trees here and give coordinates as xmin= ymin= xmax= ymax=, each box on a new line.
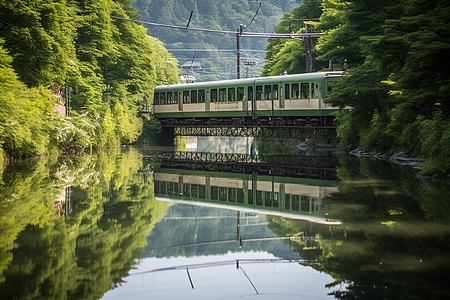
xmin=267 ymin=157 xmax=450 ymax=299
xmin=0 ymin=147 xmax=169 ymax=299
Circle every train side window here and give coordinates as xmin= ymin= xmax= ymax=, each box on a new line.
xmin=183 ymin=91 xmax=190 ymax=103
xmin=292 ymin=83 xmax=299 ymax=99
xmin=256 ymin=85 xmax=263 ymax=100
xmin=237 ymin=87 xmax=244 ymax=101
xmin=265 ymin=191 xmax=272 ymax=207
xmin=160 ymin=92 xmax=166 ymax=104
xmin=167 ymin=92 xmax=172 ymax=104
xmin=256 ymin=191 xmax=263 ymax=206
xmin=228 ymin=188 xmax=236 ymax=202
xmin=284 ymin=84 xmax=290 ymax=100
xmin=301 ymin=83 xmax=309 ymax=98
xmin=211 ymin=89 xmax=218 ymax=102
xmin=191 ymin=185 xmax=198 ymax=198
xmin=219 ymin=187 xmax=227 ymax=201
xmin=211 ymin=186 xmax=218 ymax=200
xmin=174 ymin=91 xmax=178 ymax=104
xmin=248 ymin=86 xmax=253 ymax=101
xmin=191 ymin=90 xmax=198 ymax=103
xmin=183 ymin=184 xmax=190 ymax=197
xmin=292 ymin=195 xmax=300 ymax=211
xmin=301 ymin=196 xmax=309 ymax=211
xmin=237 ymin=189 xmax=244 ymax=203
xmin=273 ymin=192 xmax=279 ymax=208
xmin=228 ymin=87 xmax=236 ymax=102
xmin=248 ymin=189 xmax=253 ymax=204
xmin=264 ymin=85 xmax=272 ymax=100
xmin=273 ymin=84 xmax=278 ymax=100
xmin=199 ymin=185 xmax=206 ymax=198
xmin=285 ymin=194 xmax=290 ymax=209
xmin=219 ymin=88 xmax=226 ymax=102
xmin=168 ymin=182 xmax=177 ymax=195
xmin=198 ymin=90 xmax=205 ymax=103
xmin=154 ymin=92 xmax=159 ymax=105
xmin=159 ymin=181 xmax=167 ymax=194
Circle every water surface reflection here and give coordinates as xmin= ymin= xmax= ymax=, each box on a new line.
xmin=0 ymin=141 xmax=449 ymax=299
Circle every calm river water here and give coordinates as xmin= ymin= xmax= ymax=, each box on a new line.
xmin=0 ymin=138 xmax=449 ymax=299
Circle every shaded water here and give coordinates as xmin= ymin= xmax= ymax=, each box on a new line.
xmin=0 ymin=139 xmax=449 ymax=299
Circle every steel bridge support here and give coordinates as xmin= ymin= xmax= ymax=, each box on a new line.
xmin=172 ymin=126 xmax=337 ymax=140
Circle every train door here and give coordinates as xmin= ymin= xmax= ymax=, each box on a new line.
xmin=271 ymin=82 xmax=280 ymax=118
xmin=205 ymin=90 xmax=210 ymax=112
xmin=248 ymin=85 xmax=255 ymax=118
xmin=178 ymin=91 xmax=183 ymax=111
xmin=279 ymin=80 xmax=285 ymax=109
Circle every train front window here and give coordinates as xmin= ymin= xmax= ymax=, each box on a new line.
xmin=228 ymin=87 xmax=235 ymax=102
xmin=292 ymin=83 xmax=299 ymax=99
xmin=183 ymin=91 xmax=190 ymax=103
xmin=256 ymin=85 xmax=263 ymax=100
xmin=326 ymin=81 xmax=335 ymax=94
xmin=284 ymin=84 xmax=290 ymax=100
xmin=301 ymin=83 xmax=309 ymax=99
xmin=264 ymin=85 xmax=271 ymax=100
xmin=154 ymin=92 xmax=159 ymax=105
xmin=191 ymin=90 xmax=197 ymax=103
xmin=198 ymin=90 xmax=205 ymax=103
xmin=237 ymin=87 xmax=244 ymax=101
xmin=273 ymin=84 xmax=278 ymax=100
xmin=219 ymin=88 xmax=226 ymax=102
xmin=211 ymin=89 xmax=218 ymax=102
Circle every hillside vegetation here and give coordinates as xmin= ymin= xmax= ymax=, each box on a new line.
xmin=0 ymin=0 xmax=179 ymax=168
xmin=265 ymin=0 xmax=449 ymax=178
xmin=131 ymin=0 xmax=301 ymax=80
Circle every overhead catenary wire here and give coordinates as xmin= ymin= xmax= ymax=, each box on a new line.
xmin=110 ymin=16 xmax=322 ymax=39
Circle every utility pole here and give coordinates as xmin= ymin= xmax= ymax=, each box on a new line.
xmin=304 ymin=26 xmax=314 ymax=73
xmin=237 ymin=24 xmax=243 ymax=79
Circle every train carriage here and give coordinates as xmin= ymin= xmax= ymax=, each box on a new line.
xmin=153 ymin=71 xmax=343 ymax=126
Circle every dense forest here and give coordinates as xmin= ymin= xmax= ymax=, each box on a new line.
xmin=0 ymin=0 xmax=448 ymax=178
xmin=264 ymin=0 xmax=449 ymax=177
xmin=131 ymin=0 xmax=301 ymax=80
xmin=0 ymin=0 xmax=179 ymax=169
xmin=0 ymin=147 xmax=169 ymax=299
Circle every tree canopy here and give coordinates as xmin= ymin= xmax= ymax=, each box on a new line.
xmin=0 ymin=0 xmax=179 ymax=165
xmin=264 ymin=0 xmax=450 ymax=177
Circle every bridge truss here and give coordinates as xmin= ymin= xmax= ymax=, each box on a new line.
xmin=173 ymin=125 xmax=337 ymax=139
xmin=157 ymin=151 xmax=337 ymax=180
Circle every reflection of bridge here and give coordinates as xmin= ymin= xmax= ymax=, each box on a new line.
xmin=156 ymin=151 xmax=337 ymax=180
xmin=172 ymin=125 xmax=337 ymax=139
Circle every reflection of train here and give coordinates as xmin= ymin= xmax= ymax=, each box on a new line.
xmin=154 ymin=168 xmax=340 ymax=225
xmin=153 ymin=72 xmax=343 ymax=126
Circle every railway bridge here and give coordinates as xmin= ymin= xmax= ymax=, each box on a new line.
xmin=151 ymin=72 xmax=345 ymax=139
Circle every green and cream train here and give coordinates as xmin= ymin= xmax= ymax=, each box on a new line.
xmin=153 ymin=71 xmax=344 ymax=126
xmin=154 ymin=168 xmax=341 ymax=225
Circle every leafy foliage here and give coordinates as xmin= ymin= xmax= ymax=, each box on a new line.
xmin=262 ymin=1 xmax=325 ymax=76
xmin=0 ymin=147 xmax=169 ymax=297
xmin=0 ymin=0 xmax=179 ymax=162
xmin=265 ymin=0 xmax=450 ymax=177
